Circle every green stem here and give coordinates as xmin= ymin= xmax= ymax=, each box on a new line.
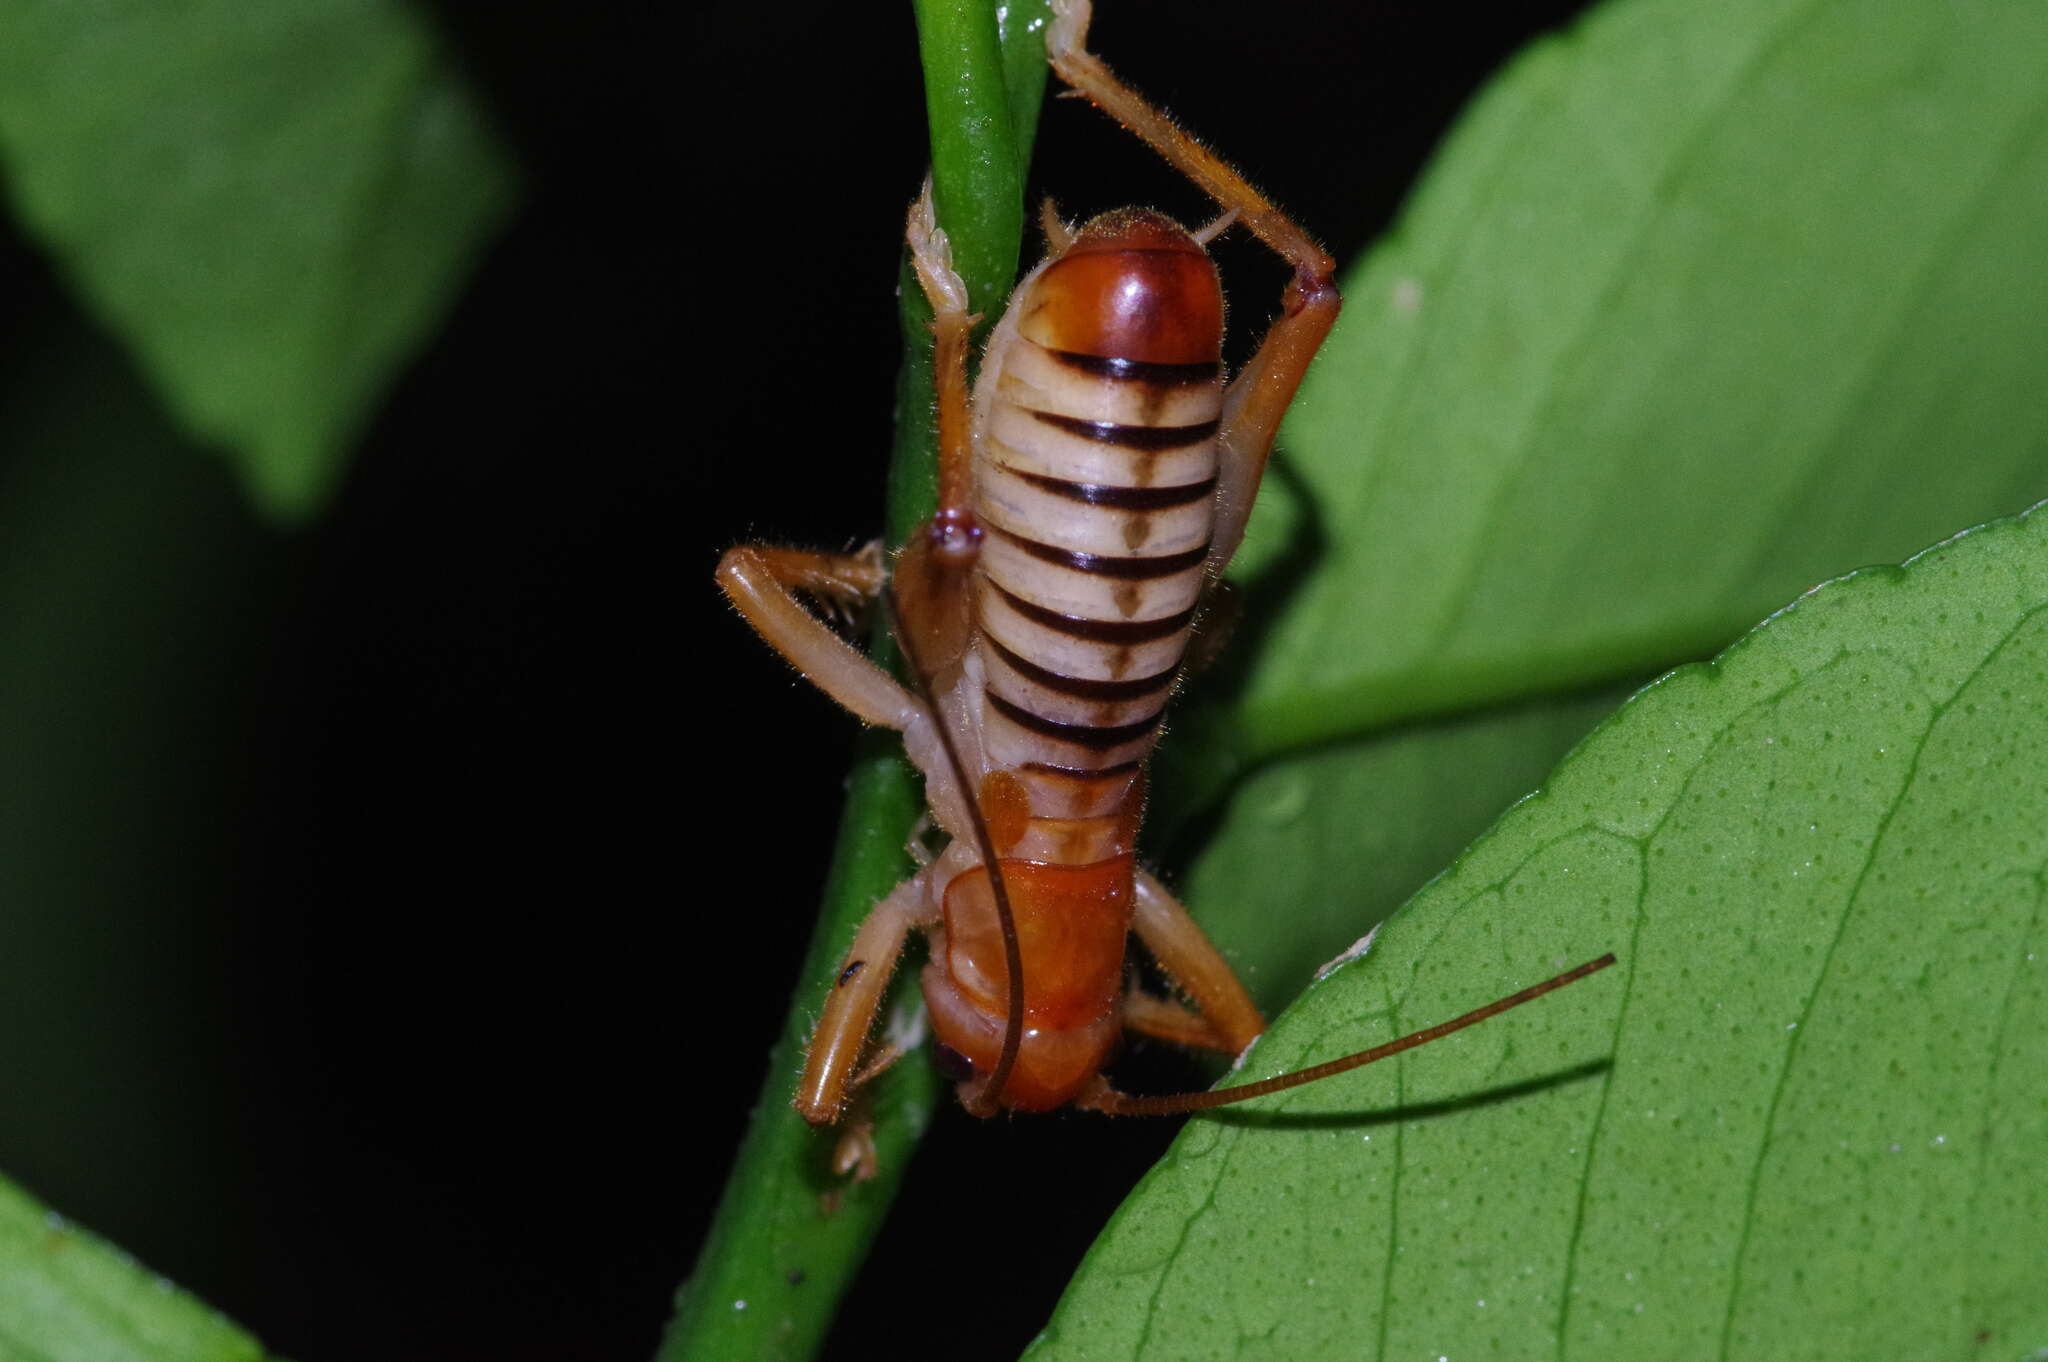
xmin=656 ymin=5 xmax=1049 ymax=1359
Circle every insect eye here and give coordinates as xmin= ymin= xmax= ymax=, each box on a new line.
xmin=933 ymin=1041 xmax=978 ymax=1082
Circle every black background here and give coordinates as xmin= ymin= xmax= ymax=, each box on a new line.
xmin=0 ymin=2 xmax=1589 ymax=1358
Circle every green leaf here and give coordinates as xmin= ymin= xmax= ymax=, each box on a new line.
xmin=0 ymin=1171 xmax=273 ymax=1362
xmin=1163 ymin=0 xmax=2048 ymax=1147
xmin=1218 ymin=0 xmax=2048 ymax=764
xmin=1029 ymin=1 xmax=2048 ymax=1350
xmin=1033 ymin=502 xmax=2048 ymax=1361
xmin=1168 ymin=686 xmax=1636 ymax=1015
xmin=0 ymin=0 xmax=515 ymax=519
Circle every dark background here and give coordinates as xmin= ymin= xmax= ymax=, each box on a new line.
xmin=0 ymin=2 xmax=1588 ymax=1358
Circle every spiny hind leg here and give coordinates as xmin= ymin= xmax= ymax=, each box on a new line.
xmin=794 ymin=868 xmax=935 ymax=1128
xmin=715 ymin=541 xmax=921 ymax=730
xmin=1043 ymin=0 xmax=1341 ymax=572
xmin=720 ymin=185 xmax=980 ymax=735
xmin=1130 ymin=870 xmax=1265 ymax=1054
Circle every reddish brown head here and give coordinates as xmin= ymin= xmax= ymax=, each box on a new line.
xmin=1020 ymin=209 xmax=1224 ymax=366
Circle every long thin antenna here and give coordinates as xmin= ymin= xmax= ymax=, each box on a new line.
xmin=886 ymin=580 xmax=1025 ymax=1115
xmin=1085 ymin=954 xmax=1617 ymax=1117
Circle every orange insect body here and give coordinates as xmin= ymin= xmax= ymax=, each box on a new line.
xmin=932 ymin=852 xmax=1133 ymax=1110
xmin=716 ymin=0 xmax=1611 ymax=1159
xmin=916 ymin=208 xmax=1240 ymax=1111
xmin=714 ymin=0 xmax=1348 ymax=1134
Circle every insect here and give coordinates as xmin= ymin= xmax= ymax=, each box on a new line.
xmin=717 ymin=0 xmax=1611 ymax=1165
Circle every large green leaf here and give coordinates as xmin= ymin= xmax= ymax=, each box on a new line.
xmin=1030 ymin=1 xmax=2048 ymax=1349
xmin=1033 ymin=502 xmax=2048 ymax=1360
xmin=1169 ymin=0 xmax=2048 ymax=1093
xmin=0 ymin=0 xmax=514 ymax=518
xmin=0 ymin=1171 xmax=273 ymax=1362
xmin=1218 ymin=0 xmax=2048 ymax=761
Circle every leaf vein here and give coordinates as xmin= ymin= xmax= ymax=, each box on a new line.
xmin=1549 ymin=846 xmax=1649 ymax=1358
xmin=1711 ymin=685 xmax=1939 ymax=1361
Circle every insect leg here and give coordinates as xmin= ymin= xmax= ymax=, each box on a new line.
xmin=1120 ymin=989 xmax=1237 ymax=1054
xmin=1046 ymin=0 xmax=1332 ymax=273
xmin=1208 ymin=271 xmax=1341 ymax=572
xmin=1131 ymin=870 xmax=1265 ymax=1054
xmin=1043 ymin=0 xmax=1341 ymax=573
xmin=906 ymin=180 xmax=976 ymax=525
xmin=715 ymin=542 xmax=923 ymax=731
xmin=1037 ymin=196 xmax=1076 ymax=255
xmin=794 ymin=867 xmax=935 ymax=1126
xmin=895 ymin=182 xmax=986 ymax=679
xmin=824 ymin=1034 xmax=922 ymax=1183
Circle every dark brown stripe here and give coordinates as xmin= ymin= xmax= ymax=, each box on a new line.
xmin=1046 ymin=349 xmax=1221 ymax=387
xmin=986 ymin=692 xmax=1164 ymax=751
xmin=1007 ymin=468 xmax=1218 ymax=512
xmin=983 ymin=634 xmax=1178 ymax=703
xmin=1030 ymin=411 xmax=1220 ymax=451
xmin=1021 ymin=759 xmax=1144 ymax=780
xmin=991 ymin=525 xmax=1210 ymax=580
xmin=987 ymin=582 xmax=1196 ymax=644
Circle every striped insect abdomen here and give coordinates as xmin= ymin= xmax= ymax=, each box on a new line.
xmin=972 ymin=209 xmax=1224 ymax=816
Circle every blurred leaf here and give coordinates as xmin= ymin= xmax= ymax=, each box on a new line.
xmin=1035 ymin=502 xmax=2048 ymax=1361
xmin=0 ymin=1172 xmax=272 ymax=1362
xmin=0 ymin=309 xmax=273 ymax=1323
xmin=0 ymin=0 xmax=515 ymax=519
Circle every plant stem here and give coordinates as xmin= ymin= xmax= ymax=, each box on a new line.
xmin=656 ymin=5 xmax=1049 ymax=1359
